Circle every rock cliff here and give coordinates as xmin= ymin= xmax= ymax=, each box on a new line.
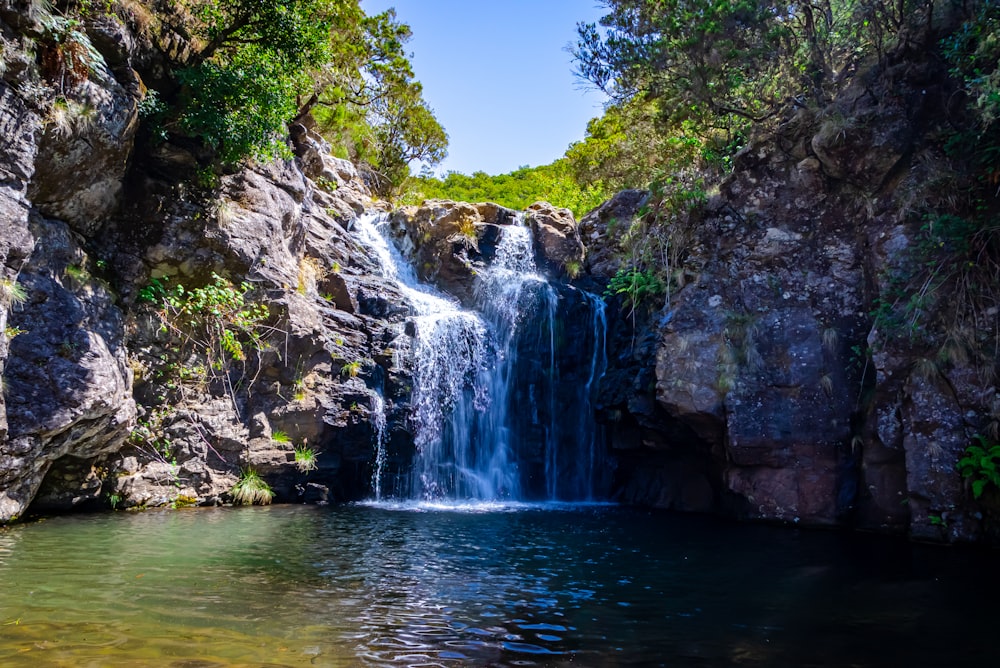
xmin=579 ymin=41 xmax=1000 ymax=543
xmin=1 ymin=0 xmax=997 ymax=544
xmin=0 ymin=0 xmax=417 ymax=519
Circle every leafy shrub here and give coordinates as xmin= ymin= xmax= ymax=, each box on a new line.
xmin=176 ymin=54 xmax=297 ymax=164
xmin=958 ymin=435 xmax=1000 ymax=499
xmin=143 ymin=273 xmax=270 ymax=365
xmin=605 ymin=267 xmax=664 ymax=312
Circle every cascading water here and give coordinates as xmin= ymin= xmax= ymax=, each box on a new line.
xmin=564 ymin=291 xmax=608 ymax=500
xmin=354 ymin=213 xmax=514 ymax=501
xmin=370 ymin=391 xmax=388 ymax=501
xmin=352 ymin=211 xmax=608 ymax=503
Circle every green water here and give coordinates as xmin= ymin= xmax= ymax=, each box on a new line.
xmin=0 ymin=504 xmax=997 ymax=667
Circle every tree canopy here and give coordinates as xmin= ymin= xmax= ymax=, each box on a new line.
xmin=169 ymin=0 xmax=446 ymax=186
xmin=574 ymin=1 xmax=937 ymax=128
xmin=403 ymin=160 xmax=608 ymax=219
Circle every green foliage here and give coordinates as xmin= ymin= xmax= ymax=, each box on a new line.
xmin=189 ymin=0 xmax=336 ymax=67
xmin=140 ymin=274 xmax=272 ymax=398
xmin=64 ymin=264 xmax=88 ymax=283
xmin=363 ymin=79 xmax=448 ymax=192
xmin=271 ymin=430 xmax=290 ymax=443
xmin=602 ymin=168 xmax=705 ymax=318
xmin=957 ymin=435 xmax=1000 ymax=499
xmin=308 ymin=8 xmax=447 ymax=194
xmin=943 ymin=1 xmax=1000 ymax=133
xmin=164 ymin=0 xmax=447 ymax=175
xmin=294 ymin=445 xmax=318 ymax=472
xmin=74 ymin=0 xmax=115 ymax=17
xmin=864 ymin=3 xmax=1000 ymax=374
xmin=574 ymin=1 xmax=936 ymax=142
xmin=171 ymin=494 xmax=199 ymax=509
xmin=176 ymin=53 xmax=298 ymax=163
xmin=942 ymin=1 xmax=1000 ymax=208
xmin=340 ymin=359 xmax=363 ymax=378
xmin=563 ymin=259 xmax=582 ymax=280
xmin=403 ymin=159 xmax=609 ymax=219
xmin=870 ymin=207 xmax=999 ymax=371
xmin=566 ymin=97 xmax=733 ymax=193
xmin=605 ymin=267 xmax=664 ymax=311
xmin=230 ymin=469 xmax=274 ymax=505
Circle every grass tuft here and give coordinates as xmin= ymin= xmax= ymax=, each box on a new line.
xmin=0 ymin=278 xmax=27 ymax=307
xmin=294 ymin=446 xmax=318 ymax=472
xmin=230 ymin=469 xmax=273 ymax=505
xmin=821 ymin=327 xmax=839 ymax=354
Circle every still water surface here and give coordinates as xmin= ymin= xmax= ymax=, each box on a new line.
xmin=0 ymin=504 xmax=997 ymax=667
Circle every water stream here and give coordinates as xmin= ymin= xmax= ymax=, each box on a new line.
xmin=352 ymin=212 xmax=607 ymax=503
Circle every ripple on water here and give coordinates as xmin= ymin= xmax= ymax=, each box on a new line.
xmin=0 ymin=505 xmax=997 ymax=668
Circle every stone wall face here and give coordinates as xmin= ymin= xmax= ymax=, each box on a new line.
xmin=0 ymin=5 xmax=415 ymax=519
xmin=580 ymin=51 xmax=999 ymax=543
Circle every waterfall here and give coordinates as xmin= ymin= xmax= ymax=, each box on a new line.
xmin=354 ymin=213 xmax=512 ymax=501
xmin=571 ymin=291 xmax=608 ymax=500
xmin=370 ymin=391 xmax=387 ymax=501
xmin=352 ymin=211 xmax=608 ymax=503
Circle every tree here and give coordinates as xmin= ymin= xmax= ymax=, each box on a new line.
xmin=565 ymin=96 xmax=720 ymax=193
xmin=173 ymin=0 xmax=343 ymax=162
xmin=310 ymin=9 xmax=448 ymax=194
xmin=186 ymin=0 xmax=338 ymax=67
xmin=573 ymin=1 xmax=936 ymax=133
xmin=366 ymin=86 xmax=448 ymax=189
xmin=404 ymin=159 xmax=608 ymax=219
xmin=170 ymin=0 xmax=448 ymax=177
xmin=574 ymin=1 xmax=799 ymax=125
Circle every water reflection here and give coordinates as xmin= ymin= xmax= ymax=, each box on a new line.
xmin=0 ymin=505 xmax=997 ymax=667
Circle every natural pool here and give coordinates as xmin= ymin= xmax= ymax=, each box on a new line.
xmin=0 ymin=504 xmax=996 ymax=667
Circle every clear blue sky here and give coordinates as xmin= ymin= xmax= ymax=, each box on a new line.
xmin=362 ymin=0 xmax=609 ymax=176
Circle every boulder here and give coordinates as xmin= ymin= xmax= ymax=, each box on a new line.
xmin=526 ymin=202 xmax=585 ymax=275
xmin=387 ymin=199 xmax=520 ymax=304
